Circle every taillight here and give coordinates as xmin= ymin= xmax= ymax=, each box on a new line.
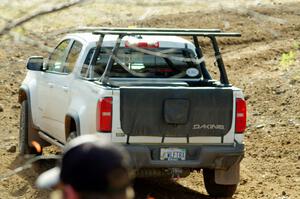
xmin=235 ymin=98 xmax=247 ymax=133
xmin=96 ymin=97 xmax=112 ymax=132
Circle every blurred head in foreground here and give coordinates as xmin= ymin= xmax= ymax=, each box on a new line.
xmin=36 ymin=135 xmax=134 ymax=199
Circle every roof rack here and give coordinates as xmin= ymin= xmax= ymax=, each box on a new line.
xmin=77 ymin=27 xmax=222 ymax=33
xmin=92 ymin=30 xmax=241 ymax=37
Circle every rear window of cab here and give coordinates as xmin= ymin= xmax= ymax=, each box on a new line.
xmin=81 ymin=47 xmax=201 ymax=79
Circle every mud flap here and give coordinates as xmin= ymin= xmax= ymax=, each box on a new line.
xmin=215 ymin=160 xmax=240 ymax=185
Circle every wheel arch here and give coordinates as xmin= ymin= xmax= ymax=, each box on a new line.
xmin=65 ymin=112 xmax=81 ymax=140
xmin=18 ymin=85 xmax=30 ymax=104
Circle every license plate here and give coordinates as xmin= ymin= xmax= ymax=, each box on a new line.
xmin=160 ymin=148 xmax=186 ymax=161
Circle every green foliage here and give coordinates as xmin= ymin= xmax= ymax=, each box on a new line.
xmin=292 ymin=41 xmax=299 ymax=50
xmin=280 ymin=50 xmax=296 ymax=69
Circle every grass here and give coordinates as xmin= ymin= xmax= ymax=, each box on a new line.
xmin=280 ymin=50 xmax=296 ymax=68
xmin=279 ymin=41 xmax=299 ymax=69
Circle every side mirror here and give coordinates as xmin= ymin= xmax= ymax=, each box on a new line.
xmin=26 ymin=56 xmax=44 ymax=71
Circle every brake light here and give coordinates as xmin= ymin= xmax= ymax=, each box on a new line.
xmin=125 ymin=40 xmax=159 ymax=48
xmin=96 ymin=97 xmax=112 ymax=132
xmin=235 ymin=98 xmax=247 ymax=133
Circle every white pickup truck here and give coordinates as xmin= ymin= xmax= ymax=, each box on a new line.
xmin=19 ymin=28 xmax=246 ymax=197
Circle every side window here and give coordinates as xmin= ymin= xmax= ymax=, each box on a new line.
xmin=64 ymin=41 xmax=83 ymax=73
xmin=46 ymin=40 xmax=70 ymax=73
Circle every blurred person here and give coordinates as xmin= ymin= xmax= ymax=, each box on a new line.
xmin=36 ymin=135 xmax=134 ymax=199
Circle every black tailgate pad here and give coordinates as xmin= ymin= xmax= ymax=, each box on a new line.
xmin=120 ymin=88 xmax=233 ymax=137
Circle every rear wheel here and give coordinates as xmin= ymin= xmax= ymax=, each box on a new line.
xmin=67 ymin=131 xmax=77 ymax=142
xmin=203 ymin=169 xmax=237 ymax=197
xmin=19 ymin=100 xmax=41 ymax=155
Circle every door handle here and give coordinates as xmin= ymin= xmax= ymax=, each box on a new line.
xmin=62 ymin=86 xmax=69 ymax=92
xmin=48 ymin=83 xmax=54 ymax=88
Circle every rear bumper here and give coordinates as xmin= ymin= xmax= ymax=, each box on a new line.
xmin=124 ymin=143 xmax=244 ymax=169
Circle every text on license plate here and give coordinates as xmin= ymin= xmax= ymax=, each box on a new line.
xmin=160 ymin=148 xmax=186 ymax=161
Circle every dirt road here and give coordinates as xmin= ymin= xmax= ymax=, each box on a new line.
xmin=0 ymin=1 xmax=299 ymax=198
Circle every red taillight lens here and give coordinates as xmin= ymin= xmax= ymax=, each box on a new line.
xmin=235 ymin=98 xmax=247 ymax=133
xmin=96 ymin=97 xmax=112 ymax=132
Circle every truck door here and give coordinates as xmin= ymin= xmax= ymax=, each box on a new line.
xmin=38 ymin=39 xmax=83 ymax=142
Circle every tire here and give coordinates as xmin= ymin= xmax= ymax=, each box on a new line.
xmin=203 ymin=169 xmax=237 ymax=197
xmin=67 ymin=131 xmax=77 ymax=142
xmin=19 ymin=100 xmax=40 ymax=155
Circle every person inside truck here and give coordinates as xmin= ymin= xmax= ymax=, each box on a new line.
xmin=36 ymin=135 xmax=134 ymax=199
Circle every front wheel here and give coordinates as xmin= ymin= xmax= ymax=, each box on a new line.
xmin=203 ymin=169 xmax=237 ymax=197
xmin=19 ymin=100 xmax=41 ymax=155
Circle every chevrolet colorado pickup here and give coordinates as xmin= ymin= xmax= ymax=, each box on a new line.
xmin=19 ymin=27 xmax=246 ymax=197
